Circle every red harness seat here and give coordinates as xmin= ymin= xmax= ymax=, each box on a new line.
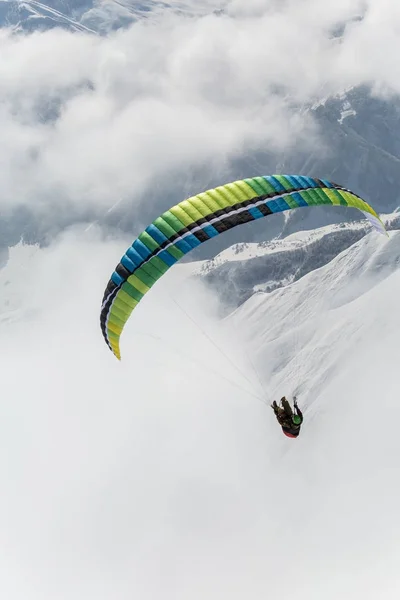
xmin=282 ymin=430 xmax=298 ymax=439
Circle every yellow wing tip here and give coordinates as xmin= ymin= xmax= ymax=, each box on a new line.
xmin=113 ymin=347 xmax=121 ymax=360
xmin=108 ymin=340 xmax=121 ymax=360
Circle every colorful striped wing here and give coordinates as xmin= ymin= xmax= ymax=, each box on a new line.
xmin=100 ymin=175 xmax=386 ymax=359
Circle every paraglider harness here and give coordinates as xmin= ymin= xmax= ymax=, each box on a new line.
xmin=271 ymin=397 xmax=303 ymax=438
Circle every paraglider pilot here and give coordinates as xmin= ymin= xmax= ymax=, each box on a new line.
xmin=271 ymin=397 xmax=303 ymax=438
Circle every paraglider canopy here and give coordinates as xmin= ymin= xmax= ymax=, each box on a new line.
xmin=100 ymin=174 xmax=387 ymax=359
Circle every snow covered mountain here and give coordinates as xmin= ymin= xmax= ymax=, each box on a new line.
xmin=281 ymin=87 xmax=400 ymax=235
xmin=0 ymin=0 xmax=96 ymax=33
xmin=0 ymin=0 xmax=226 ymax=34
xmin=227 ymin=226 xmax=400 ymax=403
xmin=198 ymin=211 xmax=400 ymax=314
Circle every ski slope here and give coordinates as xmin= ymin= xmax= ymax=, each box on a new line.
xmin=1 ymin=225 xmax=400 ymax=599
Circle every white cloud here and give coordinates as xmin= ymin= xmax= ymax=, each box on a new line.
xmin=3 ymin=0 xmax=400 ymax=223
xmin=2 ymin=226 xmax=400 ymax=598
xmin=0 ymin=231 xmax=267 ymax=599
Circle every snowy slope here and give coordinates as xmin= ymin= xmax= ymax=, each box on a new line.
xmin=0 ymin=0 xmax=227 ymax=33
xmin=227 ymin=228 xmax=400 ymax=402
xmin=0 ymin=0 xmax=97 ymax=33
xmin=1 ymin=223 xmax=400 ymax=598
xmin=198 ymin=211 xmax=400 ymax=314
xmin=220 ymin=228 xmax=400 ymax=598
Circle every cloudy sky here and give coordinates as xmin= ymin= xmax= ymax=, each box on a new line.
xmin=2 ymin=0 xmax=400 ymax=231
xmin=2 ymin=1 xmax=400 ymax=598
